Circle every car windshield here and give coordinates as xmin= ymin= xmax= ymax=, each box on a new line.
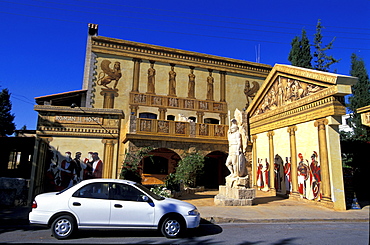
xmin=134 ymin=183 xmax=165 ymax=201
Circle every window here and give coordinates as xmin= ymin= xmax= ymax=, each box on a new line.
xmin=111 ymin=183 xmax=146 ymax=202
xmin=139 ymin=113 xmax=157 ymax=119
xmin=73 ymin=183 xmax=109 ymax=199
xmin=167 ymin=115 xmax=175 ymax=121
xmin=189 ymin=116 xmax=196 ymax=122
xmin=204 ymin=118 xmax=219 ymax=124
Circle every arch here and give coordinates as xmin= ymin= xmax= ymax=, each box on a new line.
xmin=142 ymin=148 xmax=181 ymax=185
xmin=197 ymin=151 xmax=227 ymax=189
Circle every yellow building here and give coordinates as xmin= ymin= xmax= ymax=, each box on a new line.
xmin=34 ymin=24 xmax=271 ymax=190
xmin=32 ymin=24 xmax=357 ymax=210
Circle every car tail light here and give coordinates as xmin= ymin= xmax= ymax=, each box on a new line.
xmin=31 ymin=200 xmax=37 ymax=209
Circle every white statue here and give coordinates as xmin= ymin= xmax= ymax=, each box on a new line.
xmin=225 ymin=117 xmax=247 ymax=178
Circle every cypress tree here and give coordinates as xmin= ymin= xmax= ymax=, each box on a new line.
xmin=0 ymin=88 xmax=16 ymax=137
xmin=313 ymin=19 xmax=340 ymax=72
xmin=347 ymin=53 xmax=370 ymax=141
xmin=288 ymin=29 xmax=312 ymax=68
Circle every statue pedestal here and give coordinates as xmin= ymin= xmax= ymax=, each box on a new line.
xmin=214 ymin=176 xmax=255 ymax=206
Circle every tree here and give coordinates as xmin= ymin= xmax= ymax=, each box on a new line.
xmin=120 ymin=146 xmax=153 ymax=184
xmin=313 ymin=19 xmax=340 ymax=72
xmin=173 ymin=152 xmax=205 ymax=188
xmin=288 ymin=29 xmax=312 ymax=68
xmin=0 ymin=88 xmax=16 ymax=137
xmin=347 ymin=53 xmax=370 ymax=141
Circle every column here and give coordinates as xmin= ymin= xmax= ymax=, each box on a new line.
xmin=100 ymin=89 xmax=119 ymax=109
xmin=314 ymin=118 xmax=331 ymax=201
xmin=267 ymin=131 xmax=275 ymax=190
xmin=102 ymin=139 xmax=117 ymax=178
xmin=219 ymin=71 xmax=226 ymax=102
xmin=252 ymin=135 xmax=258 ymax=187
xmin=288 ymin=126 xmax=298 ymax=194
xmin=158 ymin=108 xmax=167 ymax=120
xmin=129 ymin=105 xmax=138 ymax=116
xmin=196 ymin=111 xmax=204 ymax=124
xmin=219 ymin=113 xmax=228 ymax=125
xmin=132 ymin=58 xmax=141 ymax=92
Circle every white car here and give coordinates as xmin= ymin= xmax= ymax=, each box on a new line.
xmin=29 ymin=178 xmax=200 ymax=239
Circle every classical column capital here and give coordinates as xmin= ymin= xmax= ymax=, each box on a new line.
xmin=267 ymin=130 xmax=275 ymax=138
xmin=251 ymin=134 xmax=257 ymax=142
xmin=287 ymin=125 xmax=297 ymax=135
xmin=314 ymin=118 xmax=328 ymax=129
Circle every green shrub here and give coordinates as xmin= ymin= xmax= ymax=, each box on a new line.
xmin=173 ymin=152 xmax=205 ymax=188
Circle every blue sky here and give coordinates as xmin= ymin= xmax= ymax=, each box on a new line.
xmin=1 ymin=0 xmax=369 ymax=130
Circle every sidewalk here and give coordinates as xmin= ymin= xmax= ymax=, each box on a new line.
xmin=0 ymin=190 xmax=368 ymax=226
xmin=177 ymin=190 xmax=370 ymax=224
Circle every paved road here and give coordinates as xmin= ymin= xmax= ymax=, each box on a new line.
xmin=0 ymin=221 xmax=368 ymax=244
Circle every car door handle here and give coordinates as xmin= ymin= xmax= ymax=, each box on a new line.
xmin=114 ymin=204 xmax=123 ymax=208
xmin=73 ymin=202 xmax=81 ymax=206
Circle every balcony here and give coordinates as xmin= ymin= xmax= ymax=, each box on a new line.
xmin=123 ymin=117 xmax=229 ymax=144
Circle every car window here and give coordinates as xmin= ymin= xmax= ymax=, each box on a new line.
xmin=110 ymin=183 xmax=146 ymax=202
xmin=72 ymin=183 xmax=109 ymax=199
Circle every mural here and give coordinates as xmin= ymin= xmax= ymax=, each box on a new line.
xmin=256 ymin=151 xmax=321 ymax=201
xmin=256 ymin=158 xmax=269 ymax=191
xmin=297 ymin=152 xmax=321 ymax=200
xmin=45 ymin=150 xmax=104 ymax=192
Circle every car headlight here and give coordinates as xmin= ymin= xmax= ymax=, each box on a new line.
xmin=188 ymin=209 xmax=199 ymax=216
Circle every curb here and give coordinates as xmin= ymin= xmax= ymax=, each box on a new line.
xmin=201 ymin=217 xmax=370 ymax=224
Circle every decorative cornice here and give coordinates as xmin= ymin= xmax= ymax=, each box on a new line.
xmin=91 ymin=36 xmax=272 ymax=77
xmin=250 ymin=96 xmax=346 ymax=135
xmin=34 ymin=105 xmax=124 ymax=116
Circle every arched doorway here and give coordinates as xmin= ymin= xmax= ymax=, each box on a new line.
xmin=197 ymin=151 xmax=228 ymax=189
xmin=142 ymin=148 xmax=180 ymax=185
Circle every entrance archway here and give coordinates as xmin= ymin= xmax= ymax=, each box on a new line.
xmin=142 ymin=148 xmax=180 ymax=185
xmin=197 ymin=151 xmax=227 ymax=189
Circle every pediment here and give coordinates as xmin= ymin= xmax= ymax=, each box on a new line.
xmin=248 ymin=64 xmax=357 ymax=117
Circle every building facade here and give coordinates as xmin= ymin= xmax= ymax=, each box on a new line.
xmin=34 ymin=24 xmax=271 ymax=191
xmin=31 ymin=24 xmax=357 ymax=210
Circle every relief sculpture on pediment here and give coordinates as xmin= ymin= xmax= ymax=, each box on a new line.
xmin=254 ymin=76 xmax=324 ymax=115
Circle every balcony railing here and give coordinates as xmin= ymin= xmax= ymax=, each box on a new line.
xmin=126 ymin=116 xmax=228 ymax=140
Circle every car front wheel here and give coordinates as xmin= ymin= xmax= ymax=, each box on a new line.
xmin=160 ymin=216 xmax=185 ymax=238
xmin=51 ymin=215 xmax=76 ymax=239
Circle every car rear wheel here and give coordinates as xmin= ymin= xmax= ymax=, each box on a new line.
xmin=51 ymin=215 xmax=76 ymax=240
xmin=160 ymin=216 xmax=185 ymax=238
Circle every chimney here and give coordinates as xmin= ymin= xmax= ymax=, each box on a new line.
xmin=88 ymin=23 xmax=98 ymax=36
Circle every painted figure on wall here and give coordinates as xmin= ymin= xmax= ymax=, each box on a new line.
xmin=60 ymin=152 xmax=79 ymax=189
xmin=284 ymin=157 xmax=292 ymax=194
xmin=297 ymin=153 xmax=314 ymax=199
xmin=73 ymin=152 xmax=83 ymax=183
xmin=297 ymin=153 xmax=307 ymax=197
xmin=188 ymin=67 xmax=195 ymax=98
xmin=147 ymin=62 xmax=156 ymax=94
xmin=206 ymin=69 xmax=214 ymax=101
xmin=84 ymin=152 xmax=103 ymax=179
xmin=45 ymin=152 xmax=62 ymax=191
xmin=310 ymin=151 xmax=321 ymax=200
xmin=225 ymin=118 xmax=246 ymax=178
xmin=256 ymin=158 xmax=264 ymax=190
xmin=97 ymin=60 xmax=122 ymax=89
xmin=274 ymin=154 xmax=284 ymax=192
xmin=169 ymin=65 xmax=176 ymax=96
xmin=262 ymin=158 xmax=270 ymax=191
